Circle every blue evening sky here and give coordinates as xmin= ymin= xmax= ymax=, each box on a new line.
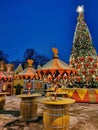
xmin=0 ymin=0 xmax=98 ymax=63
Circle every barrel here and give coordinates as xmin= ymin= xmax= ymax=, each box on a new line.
xmin=20 ymin=97 xmax=38 ymax=121
xmin=43 ymin=105 xmax=69 ymax=130
xmin=0 ymin=94 xmax=6 ymax=110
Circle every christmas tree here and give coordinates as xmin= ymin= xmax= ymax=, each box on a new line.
xmin=70 ymin=5 xmax=98 ymax=88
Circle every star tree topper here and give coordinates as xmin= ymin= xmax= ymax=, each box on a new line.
xmin=76 ymin=5 xmax=84 ymax=13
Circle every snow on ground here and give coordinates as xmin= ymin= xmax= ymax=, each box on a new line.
xmin=0 ymin=96 xmax=98 ymax=130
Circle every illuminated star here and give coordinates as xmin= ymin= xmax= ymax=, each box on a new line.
xmin=76 ymin=5 xmax=84 ymax=13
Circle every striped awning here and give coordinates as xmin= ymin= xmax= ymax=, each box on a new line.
xmin=16 ymin=59 xmax=36 ymax=79
xmin=17 ymin=66 xmax=36 ymax=79
xmin=37 ymin=48 xmax=76 ymax=75
xmin=37 ymin=58 xmax=76 ymax=74
xmin=0 ymin=71 xmax=12 ymax=80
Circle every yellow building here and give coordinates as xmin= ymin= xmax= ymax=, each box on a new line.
xmin=14 ymin=64 xmax=24 ymax=95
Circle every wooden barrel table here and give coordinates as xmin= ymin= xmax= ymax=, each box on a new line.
xmin=17 ymin=93 xmax=41 ymax=121
xmin=39 ymin=97 xmax=75 ymax=130
xmin=0 ymin=92 xmax=9 ymax=110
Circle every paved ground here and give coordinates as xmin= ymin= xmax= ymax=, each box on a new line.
xmin=0 ymin=96 xmax=98 ymax=130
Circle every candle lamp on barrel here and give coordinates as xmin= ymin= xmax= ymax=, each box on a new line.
xmin=36 ymin=48 xmax=76 ymax=130
xmin=16 ymin=59 xmax=42 ymax=121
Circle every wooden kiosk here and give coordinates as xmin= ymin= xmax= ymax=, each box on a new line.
xmin=0 ymin=92 xmax=9 ymax=110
